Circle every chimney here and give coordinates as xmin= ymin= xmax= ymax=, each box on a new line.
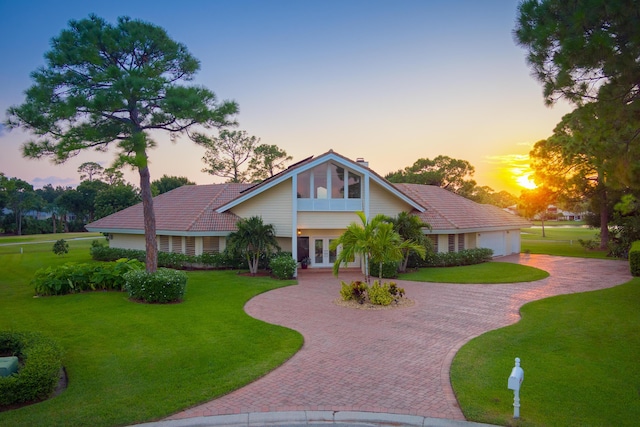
xmin=356 ymin=157 xmax=369 ymax=167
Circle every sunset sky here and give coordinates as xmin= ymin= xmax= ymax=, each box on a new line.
xmin=0 ymin=0 xmax=572 ymax=195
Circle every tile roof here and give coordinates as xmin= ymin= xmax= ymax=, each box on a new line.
xmin=86 ymin=183 xmax=251 ymax=233
xmin=394 ymin=183 xmax=531 ymax=231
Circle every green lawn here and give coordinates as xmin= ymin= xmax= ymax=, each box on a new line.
xmin=451 ymin=278 xmax=640 ymax=426
xmin=0 ymin=236 xmax=302 ymax=427
xmin=521 ymin=225 xmax=609 ymax=259
xmin=399 ymin=262 xmax=549 ymax=283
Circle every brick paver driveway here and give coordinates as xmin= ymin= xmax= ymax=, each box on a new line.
xmin=170 ymin=254 xmax=631 ymax=421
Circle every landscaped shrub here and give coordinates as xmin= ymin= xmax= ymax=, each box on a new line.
xmin=369 ymin=261 xmax=400 ymax=279
xmin=630 ymin=241 xmax=640 ymax=276
xmin=0 ymin=331 xmax=63 ymax=406
xmin=269 ymin=254 xmax=297 ymax=279
xmin=32 ymin=259 xmax=144 ymax=296
xmin=368 ymin=281 xmax=394 ymax=306
xmin=340 ymin=280 xmax=367 ymax=304
xmin=124 ymin=268 xmax=188 ymax=303
xmin=52 ymin=239 xmax=69 ymax=256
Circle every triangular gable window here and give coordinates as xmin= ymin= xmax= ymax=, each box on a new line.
xmin=296 ymin=162 xmax=362 ymax=211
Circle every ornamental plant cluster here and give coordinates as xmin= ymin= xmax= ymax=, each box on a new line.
xmin=32 ymin=259 xmax=144 ymax=295
xmin=0 ymin=331 xmax=63 ymax=407
xmin=340 ymin=280 xmax=405 ymax=306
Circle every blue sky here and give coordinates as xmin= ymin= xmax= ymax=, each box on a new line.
xmin=0 ymin=0 xmax=571 ymax=193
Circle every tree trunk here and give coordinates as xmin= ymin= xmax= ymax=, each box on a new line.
xmin=541 ymin=217 xmax=546 ymax=238
xmin=52 ymin=213 xmax=56 ymax=234
xmin=599 ymin=187 xmax=609 ymax=250
xmin=139 ymin=164 xmax=158 ymax=273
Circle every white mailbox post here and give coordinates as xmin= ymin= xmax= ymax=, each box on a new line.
xmin=507 ymin=357 xmax=524 ymax=418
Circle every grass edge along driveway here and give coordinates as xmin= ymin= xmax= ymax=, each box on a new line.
xmin=399 ymin=261 xmax=549 ymax=283
xmin=451 ymin=276 xmax=640 ymax=427
xmin=0 ymin=237 xmax=303 ymax=427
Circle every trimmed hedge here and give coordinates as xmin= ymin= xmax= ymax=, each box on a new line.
xmin=630 ymin=241 xmax=640 ymax=276
xmin=0 ymin=331 xmax=63 ymax=406
xmin=32 ymin=259 xmax=144 ymax=296
xmin=90 ymin=242 xmax=245 ymax=270
xmin=414 ymin=248 xmax=494 ymax=268
xmin=124 ymin=268 xmax=188 ymax=303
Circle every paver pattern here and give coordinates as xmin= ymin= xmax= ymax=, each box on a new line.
xmin=169 ymin=254 xmax=631 ymax=421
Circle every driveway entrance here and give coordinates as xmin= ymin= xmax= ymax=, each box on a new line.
xmin=168 ymin=255 xmax=631 ymax=421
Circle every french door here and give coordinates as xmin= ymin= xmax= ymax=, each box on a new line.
xmin=313 ymin=237 xmax=338 ymax=267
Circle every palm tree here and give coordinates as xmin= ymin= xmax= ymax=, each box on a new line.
xmin=332 ymin=212 xmax=426 ymax=282
xmin=389 ymin=212 xmax=431 ymax=273
xmin=227 ymin=216 xmax=280 ymax=276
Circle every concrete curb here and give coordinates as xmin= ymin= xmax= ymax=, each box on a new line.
xmin=131 ymin=411 xmax=500 ymax=427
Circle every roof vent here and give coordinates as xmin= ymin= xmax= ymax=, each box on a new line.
xmin=356 ymin=157 xmax=369 ymax=167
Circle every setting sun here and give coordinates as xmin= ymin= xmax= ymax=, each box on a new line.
xmin=516 ymin=174 xmax=537 ymax=190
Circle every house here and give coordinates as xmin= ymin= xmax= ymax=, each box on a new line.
xmin=86 ymin=150 xmax=531 ymax=268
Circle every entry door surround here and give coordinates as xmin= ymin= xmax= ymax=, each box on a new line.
xmin=313 ymin=237 xmax=337 ymax=267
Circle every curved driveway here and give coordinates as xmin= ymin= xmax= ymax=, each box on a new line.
xmin=169 ymin=254 xmax=632 ymax=422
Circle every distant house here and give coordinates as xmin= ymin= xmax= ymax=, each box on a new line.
xmin=86 ymin=150 xmax=530 ymax=268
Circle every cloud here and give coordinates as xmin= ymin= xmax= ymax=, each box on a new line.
xmin=31 ymin=176 xmax=78 ymax=189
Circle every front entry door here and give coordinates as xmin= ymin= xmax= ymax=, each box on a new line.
xmin=313 ymin=238 xmax=337 ymax=267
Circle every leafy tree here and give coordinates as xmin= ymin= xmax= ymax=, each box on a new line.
xmin=151 ymin=175 xmax=195 ymax=196
xmin=469 ymin=186 xmax=518 ymax=208
xmin=3 ymin=177 xmax=39 ymax=235
xmin=94 ymin=184 xmax=141 ymax=220
xmin=248 ymin=144 xmax=293 ymax=181
xmin=196 ymin=130 xmax=260 ymax=183
xmin=0 ymin=173 xmax=7 ymax=212
xmin=52 ymin=239 xmax=69 ymax=256
xmin=529 ymin=103 xmax=637 ymax=247
xmin=77 ymin=180 xmax=109 ymax=222
xmin=386 ymin=155 xmax=477 ymax=197
xmin=388 ymin=212 xmax=431 ymax=273
xmin=5 ymin=15 xmax=238 ymax=272
xmin=226 ymin=216 xmax=280 ymax=276
xmin=101 ymin=167 xmax=125 ymax=186
xmin=515 ymin=0 xmax=640 ymax=108
xmin=36 ymin=184 xmax=69 ymax=233
xmin=518 ymin=187 xmax=555 ymax=237
xmin=77 ymin=162 xmax=104 ymax=181
xmin=515 ymin=0 xmax=640 ymax=193
xmin=332 ymin=212 xmax=425 ymax=282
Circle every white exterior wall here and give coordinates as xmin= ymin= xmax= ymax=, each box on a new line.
xmin=297 ymin=212 xmax=361 ymax=230
xmin=110 ymin=234 xmax=145 ymax=250
xmin=369 ymin=182 xmax=413 ymax=217
xmin=231 ymin=179 xmax=293 ymax=237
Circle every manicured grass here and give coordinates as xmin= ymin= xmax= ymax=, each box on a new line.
xmin=451 ymin=278 xmax=640 ymax=427
xmin=399 ymin=262 xmax=549 ymax=283
xmin=521 ymin=226 xmax=610 ymax=259
xmin=0 ymin=237 xmax=302 ymax=427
